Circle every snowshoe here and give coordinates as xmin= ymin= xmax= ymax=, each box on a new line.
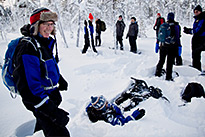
xmin=115 ymin=92 xmax=132 ymax=105
xmin=149 ymin=86 xmax=163 ymax=99
xmin=124 ymin=97 xmax=143 ymax=112
xmin=130 ymin=77 xmax=149 ymax=93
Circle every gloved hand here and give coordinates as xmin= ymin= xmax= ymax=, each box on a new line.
xmin=178 ymin=46 xmax=182 ymax=56
xmin=37 ymin=100 xmax=69 ymax=127
xmin=132 ymin=109 xmax=145 ymax=120
xmin=155 ymin=43 xmax=159 ymax=53
xmin=183 ymin=27 xmax=192 ymax=34
xmin=58 ymin=75 xmax=68 ymax=91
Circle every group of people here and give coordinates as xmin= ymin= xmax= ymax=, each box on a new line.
xmin=116 ymin=15 xmax=139 ymax=53
xmin=3 ymin=4 xmax=204 ymax=137
xmin=82 ymin=13 xmax=139 ymax=54
xmin=154 ymin=5 xmax=205 ymax=81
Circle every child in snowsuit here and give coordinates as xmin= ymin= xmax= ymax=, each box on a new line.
xmin=86 ymin=95 xmax=145 ymax=126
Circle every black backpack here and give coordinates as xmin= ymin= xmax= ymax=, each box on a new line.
xmin=182 ymin=83 xmax=205 ymax=102
xmin=100 ymin=20 xmax=106 ymax=32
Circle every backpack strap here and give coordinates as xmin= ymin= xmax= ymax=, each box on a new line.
xmin=20 ymin=37 xmax=45 ymax=62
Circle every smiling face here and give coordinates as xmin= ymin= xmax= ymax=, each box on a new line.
xmin=38 ymin=21 xmax=54 ymax=38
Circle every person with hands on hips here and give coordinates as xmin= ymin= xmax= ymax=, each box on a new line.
xmin=13 ymin=8 xmax=70 ymax=137
xmin=183 ymin=5 xmax=205 ymax=71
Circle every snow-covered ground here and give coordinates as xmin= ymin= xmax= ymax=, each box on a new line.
xmin=0 ymin=26 xmax=205 ymax=137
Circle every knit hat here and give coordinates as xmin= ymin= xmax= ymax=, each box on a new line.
xmin=131 ymin=17 xmax=136 ymax=21
xmin=30 ymin=7 xmax=58 ymax=36
xmin=89 ymin=13 xmax=94 ymax=20
xmin=91 ymin=95 xmax=107 ymax=111
xmin=194 ymin=5 xmax=202 ymax=12
xmin=157 ymin=13 xmax=161 ymax=17
xmin=167 ymin=12 xmax=174 ymax=21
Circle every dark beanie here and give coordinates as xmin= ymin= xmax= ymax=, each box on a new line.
xmin=194 ymin=5 xmax=202 ymax=12
xmin=131 ymin=17 xmax=136 ymax=21
xmin=167 ymin=12 xmax=174 ymax=21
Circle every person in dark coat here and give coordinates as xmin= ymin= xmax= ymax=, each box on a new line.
xmin=116 ymin=15 xmax=126 ymax=50
xmin=13 ymin=8 xmax=70 ymax=136
xmin=126 ymin=17 xmax=138 ymax=53
xmin=155 ymin=12 xmax=181 ymax=81
xmin=87 ymin=13 xmax=97 ymax=53
xmin=153 ymin=13 xmax=165 ymax=45
xmin=95 ymin=18 xmax=102 ymax=46
xmin=184 ymin=5 xmax=205 ymax=71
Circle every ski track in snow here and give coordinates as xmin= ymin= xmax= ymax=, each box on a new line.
xmin=0 ymin=28 xmax=205 ymax=137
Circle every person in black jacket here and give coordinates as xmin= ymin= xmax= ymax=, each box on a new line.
xmin=13 ymin=8 xmax=70 ymax=136
xmin=116 ymin=15 xmax=125 ymax=50
xmin=95 ymin=18 xmax=102 ymax=46
xmin=153 ymin=13 xmax=165 ymax=45
xmin=184 ymin=5 xmax=205 ymax=71
xmin=155 ymin=12 xmax=181 ymax=81
xmin=126 ymin=17 xmax=138 ymax=53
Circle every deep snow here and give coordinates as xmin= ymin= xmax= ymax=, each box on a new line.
xmin=0 ymin=26 xmax=205 ymax=137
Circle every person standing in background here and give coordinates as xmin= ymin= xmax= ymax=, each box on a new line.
xmin=116 ymin=15 xmax=126 ymax=50
xmin=95 ymin=18 xmax=102 ymax=47
xmin=126 ymin=17 xmax=138 ymax=53
xmin=153 ymin=13 xmax=165 ymax=53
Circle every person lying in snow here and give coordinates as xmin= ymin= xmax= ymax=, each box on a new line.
xmin=86 ymin=95 xmax=145 ymax=126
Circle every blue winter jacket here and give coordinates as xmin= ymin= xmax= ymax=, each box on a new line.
xmin=193 ymin=12 xmax=205 ymax=36
xmin=13 ymin=32 xmax=60 ymax=110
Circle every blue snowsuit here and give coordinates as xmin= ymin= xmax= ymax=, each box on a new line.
xmin=86 ymin=102 xmax=140 ymax=126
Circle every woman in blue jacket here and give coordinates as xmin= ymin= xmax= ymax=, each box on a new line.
xmin=13 ymin=8 xmax=70 ymax=137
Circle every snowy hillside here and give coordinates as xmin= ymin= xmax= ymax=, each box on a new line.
xmin=0 ymin=26 xmax=205 ymax=137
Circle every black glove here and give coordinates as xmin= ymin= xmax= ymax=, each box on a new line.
xmin=58 ymin=75 xmax=68 ymax=91
xmin=183 ymin=27 xmax=192 ymax=34
xmin=37 ymin=100 xmax=69 ymax=127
